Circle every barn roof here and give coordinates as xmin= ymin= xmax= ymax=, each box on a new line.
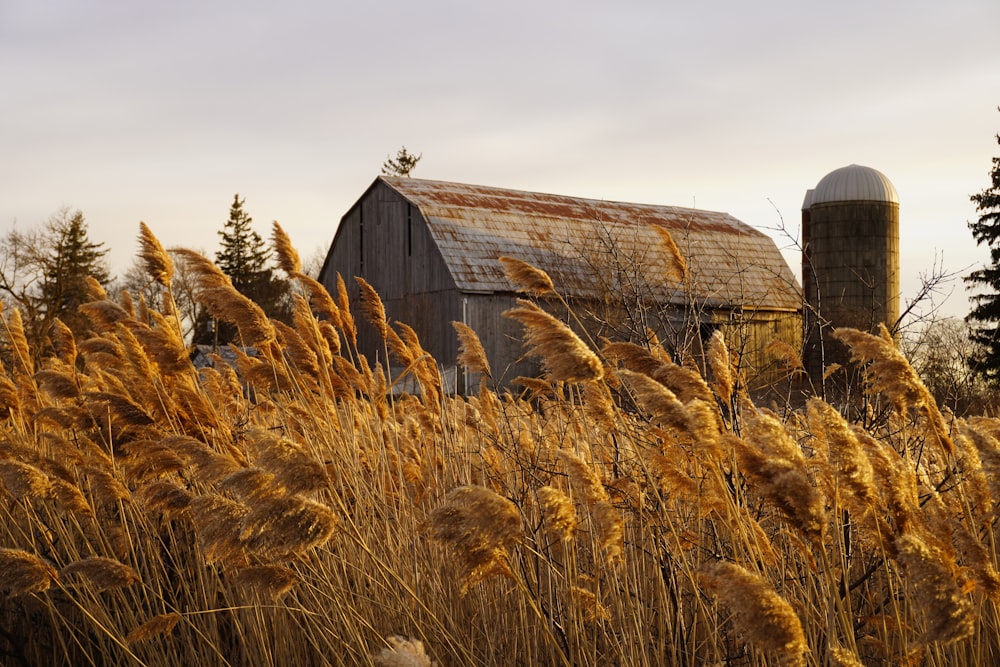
xmin=380 ymin=176 xmax=801 ymax=312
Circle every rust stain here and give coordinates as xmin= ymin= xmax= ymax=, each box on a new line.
xmin=381 ymin=176 xmax=800 ymax=311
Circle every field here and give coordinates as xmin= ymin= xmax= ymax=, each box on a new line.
xmin=0 ymin=225 xmax=997 ymax=666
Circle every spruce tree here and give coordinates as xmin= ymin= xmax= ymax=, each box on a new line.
xmin=216 ymin=194 xmax=270 ymax=293
xmin=381 ymin=147 xmax=422 ymax=177
xmin=197 ymin=195 xmax=290 ymax=345
xmin=40 ymin=210 xmax=110 ymax=342
xmin=965 ymin=127 xmax=1000 ymax=382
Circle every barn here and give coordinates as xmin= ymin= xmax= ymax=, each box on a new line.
xmin=319 ymin=176 xmax=802 ymax=393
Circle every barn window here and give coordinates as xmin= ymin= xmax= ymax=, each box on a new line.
xmin=359 ymin=207 xmax=365 ymax=275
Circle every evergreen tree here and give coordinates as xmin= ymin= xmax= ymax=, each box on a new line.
xmin=382 ymin=146 xmax=422 ymax=177
xmin=195 ymin=195 xmax=291 ymax=346
xmin=0 ymin=208 xmax=110 ymax=358
xmin=215 ymin=195 xmax=270 ymax=292
xmin=965 ymin=126 xmax=1000 ymax=382
xmin=41 ymin=210 xmax=110 ymax=339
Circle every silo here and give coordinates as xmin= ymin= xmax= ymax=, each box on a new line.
xmin=802 ymin=164 xmax=900 ymax=384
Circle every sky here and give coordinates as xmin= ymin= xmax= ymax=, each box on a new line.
xmin=2 ymin=0 xmax=998 ymax=320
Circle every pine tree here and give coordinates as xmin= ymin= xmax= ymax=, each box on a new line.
xmin=382 ymin=147 xmax=422 ymax=177
xmin=216 ymin=195 xmax=270 ymax=292
xmin=195 ymin=195 xmax=290 ymax=345
xmin=0 ymin=208 xmax=110 ymax=358
xmin=40 ymin=210 xmax=111 ymax=339
xmin=965 ymin=127 xmax=1000 ymax=382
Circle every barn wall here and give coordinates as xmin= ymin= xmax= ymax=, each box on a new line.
xmin=460 ymin=294 xmax=541 ymax=390
xmin=321 ymin=181 xmax=462 ymax=374
xmin=717 ymin=310 xmax=802 ymax=390
xmin=568 ymin=298 xmax=801 ymax=390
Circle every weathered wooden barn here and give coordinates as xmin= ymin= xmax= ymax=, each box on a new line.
xmin=319 ymin=176 xmax=801 ymax=392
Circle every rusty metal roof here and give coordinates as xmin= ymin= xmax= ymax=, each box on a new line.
xmin=382 ymin=176 xmax=801 ymax=312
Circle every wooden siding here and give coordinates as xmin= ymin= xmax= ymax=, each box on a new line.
xmin=718 ymin=310 xmax=802 ymax=390
xmin=463 ymin=294 xmax=541 ymax=388
xmin=321 ymin=181 xmax=462 ymax=369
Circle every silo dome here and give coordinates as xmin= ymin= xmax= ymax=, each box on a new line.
xmin=811 ymin=164 xmax=898 ymax=205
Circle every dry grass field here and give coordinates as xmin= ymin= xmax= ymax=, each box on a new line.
xmin=0 ymin=224 xmax=997 ymax=666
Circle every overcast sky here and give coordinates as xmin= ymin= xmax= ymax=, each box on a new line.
xmin=2 ymin=0 xmax=998 ymax=319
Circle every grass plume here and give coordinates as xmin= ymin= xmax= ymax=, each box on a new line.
xmin=0 ymin=225 xmax=993 ymax=665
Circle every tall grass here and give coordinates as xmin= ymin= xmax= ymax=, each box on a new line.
xmin=0 ymin=224 xmax=997 ymax=666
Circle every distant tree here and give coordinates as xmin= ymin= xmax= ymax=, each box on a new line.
xmin=382 ymin=146 xmax=422 ymax=177
xmin=117 ymin=248 xmax=202 ymax=344
xmin=0 ymin=208 xmax=110 ymax=356
xmin=216 ymin=195 xmax=270 ymax=291
xmin=965 ymin=122 xmax=1000 ymax=383
xmin=194 ymin=195 xmax=290 ymax=345
xmin=903 ymin=318 xmax=995 ymax=414
xmin=43 ymin=210 xmax=111 ymax=339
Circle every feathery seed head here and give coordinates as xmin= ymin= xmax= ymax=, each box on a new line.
xmin=700 ymin=561 xmax=807 ymax=666
xmin=374 ymin=635 xmax=434 ymax=667
xmin=270 ymin=221 xmax=302 ymax=274
xmin=706 ymin=329 xmax=734 ymax=403
xmin=233 ymin=565 xmax=301 ymax=601
xmin=0 ymin=548 xmax=58 ymax=597
xmin=190 ymin=494 xmax=251 ymax=565
xmin=833 ymin=326 xmax=954 ymax=455
xmin=652 ymin=225 xmax=688 ymax=283
xmin=558 ymin=449 xmax=609 ymax=506
xmin=219 ymin=467 xmax=282 ymax=503
xmin=452 ymin=321 xmax=491 ymax=378
xmin=827 ymin=647 xmax=865 ymax=667
xmin=335 ymin=273 xmax=358 ymax=346
xmin=49 ymin=478 xmax=94 ymax=516
xmin=138 ymin=222 xmax=174 ymax=287
xmin=172 ymin=247 xmax=232 ymax=290
xmin=137 ymin=480 xmax=194 ymax=518
xmin=59 ymin=557 xmax=140 ymax=591
xmin=240 ymin=496 xmax=338 ymax=558
xmin=428 ymin=485 xmax=523 ymax=594
xmin=893 ymin=531 xmax=976 ymax=644
xmin=196 ymin=285 xmax=276 ymax=347
xmin=84 ymin=276 xmax=107 ymax=301
xmin=5 ymin=308 xmax=34 ymax=377
xmin=504 ymin=300 xmax=602 ymax=383
xmin=85 ymin=466 xmax=131 ymax=508
xmin=570 ymin=585 xmax=612 ymax=623
xmin=737 ymin=412 xmax=827 ymax=545
xmin=356 ymin=277 xmax=389 ymax=341
xmin=0 ymin=460 xmax=52 ymax=499
xmin=499 ymin=256 xmax=555 ymax=296
xmin=34 ymin=369 xmax=80 ymax=401
xmin=806 ymin=398 xmax=877 ymax=510
xmin=618 ymin=368 xmax=691 ymax=434
xmin=126 ymin=613 xmax=181 ymax=645
xmin=247 ymin=429 xmax=329 ymax=495
xmin=536 ymin=485 xmax=577 ymax=542
xmin=50 ymin=318 xmax=77 ymax=366
xmin=593 ymin=500 xmax=624 ymax=565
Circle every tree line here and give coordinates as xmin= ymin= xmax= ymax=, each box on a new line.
xmin=0 ymin=195 xmax=297 ymax=362
xmin=0 ymin=146 xmax=424 ymax=363
xmin=3 ymin=138 xmax=1000 ymax=414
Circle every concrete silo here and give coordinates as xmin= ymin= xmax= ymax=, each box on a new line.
xmin=801 ymin=164 xmax=900 ymax=384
